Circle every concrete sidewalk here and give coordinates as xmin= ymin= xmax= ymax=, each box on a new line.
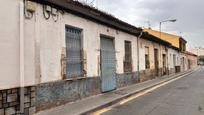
xmin=36 ymin=68 xmax=199 ymax=115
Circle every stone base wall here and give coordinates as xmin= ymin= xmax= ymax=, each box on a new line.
xmin=169 ymin=68 xmax=176 ymax=75
xmin=140 ymin=69 xmax=156 ymax=82
xmin=2 ymin=69 xmax=178 ymax=114
xmin=140 ymin=68 xmax=165 ymax=82
xmin=35 ymin=73 xmax=141 ymax=112
xmin=116 ymin=72 xmax=139 ymax=88
xmin=0 ymin=87 xmax=36 ymax=115
xmin=36 ymin=77 xmax=100 ymax=112
xmin=175 ymin=66 xmax=181 ymax=73
xmin=159 ymin=68 xmax=164 ymax=76
xmin=160 ymin=67 xmax=168 ymax=76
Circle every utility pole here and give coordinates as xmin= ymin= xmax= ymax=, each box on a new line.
xmin=159 ymin=19 xmax=177 ymax=75
xmin=147 ymin=21 xmax=151 ymax=29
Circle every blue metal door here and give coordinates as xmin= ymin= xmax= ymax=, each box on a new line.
xmin=100 ymin=37 xmax=117 ymax=92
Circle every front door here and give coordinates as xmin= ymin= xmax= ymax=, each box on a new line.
xmin=154 ymin=49 xmax=159 ymax=76
xmin=162 ymin=54 xmax=167 ymax=75
xmin=100 ymin=36 xmax=117 ymax=92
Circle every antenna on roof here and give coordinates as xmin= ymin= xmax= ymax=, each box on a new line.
xmin=146 ymin=21 xmax=151 ymax=29
xmin=95 ymin=0 xmax=98 ymax=8
xmin=79 ymin=0 xmax=96 ymax=6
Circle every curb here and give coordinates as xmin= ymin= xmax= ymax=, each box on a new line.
xmin=82 ymin=67 xmax=200 ymax=115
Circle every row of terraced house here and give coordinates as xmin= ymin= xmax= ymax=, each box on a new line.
xmin=0 ymin=0 xmax=198 ymax=114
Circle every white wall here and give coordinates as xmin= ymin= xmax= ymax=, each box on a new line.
xmin=168 ymin=48 xmax=180 ymax=69
xmin=0 ymin=0 xmax=20 ymax=89
xmin=0 ymin=1 xmax=139 ymax=88
xmin=139 ymin=38 xmax=167 ymax=71
xmin=180 ymin=53 xmax=188 ymax=72
xmin=38 ymin=5 xmax=138 ymax=83
xmin=37 ymin=3 xmax=139 ymax=83
xmin=0 ymin=0 xmax=36 ymax=90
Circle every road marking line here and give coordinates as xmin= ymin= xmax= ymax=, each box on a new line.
xmin=92 ymin=73 xmax=190 ymax=115
xmin=91 ymin=108 xmax=112 ymax=115
xmin=119 ymin=75 xmax=185 ymax=105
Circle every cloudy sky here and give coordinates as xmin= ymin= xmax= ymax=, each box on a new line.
xmin=86 ymin=0 xmax=204 ymax=49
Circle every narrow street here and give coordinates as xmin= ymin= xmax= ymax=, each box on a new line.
xmin=98 ymin=67 xmax=204 ymax=115
xmin=1 ymin=1 xmax=203 ymax=115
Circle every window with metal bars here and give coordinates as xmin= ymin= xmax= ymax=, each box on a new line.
xmin=173 ymin=54 xmax=176 ymax=66
xmin=65 ymin=26 xmax=84 ymax=78
xmin=124 ymin=41 xmax=132 ymax=72
xmin=145 ymin=46 xmax=150 ymax=69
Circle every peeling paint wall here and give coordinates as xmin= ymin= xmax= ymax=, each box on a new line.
xmin=139 ymin=38 xmax=173 ymax=81
xmin=0 ymin=0 xmax=139 ymax=89
xmin=35 ymin=3 xmax=139 ymax=83
xmin=140 ymin=69 xmax=156 ymax=82
xmin=139 ymin=38 xmax=167 ymax=70
xmin=186 ymin=54 xmax=198 ymax=69
xmin=116 ymin=72 xmax=139 ymax=88
xmin=0 ymin=1 xmax=141 ymax=113
xmin=139 ymin=38 xmax=185 ymax=81
xmin=36 ymin=77 xmax=100 ymax=111
xmin=0 ymin=1 xmax=193 ymax=114
xmin=168 ymin=48 xmax=180 ymax=71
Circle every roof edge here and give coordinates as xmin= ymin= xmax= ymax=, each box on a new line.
xmin=28 ymin=0 xmax=142 ymax=36
xmin=142 ymin=32 xmax=171 ymax=46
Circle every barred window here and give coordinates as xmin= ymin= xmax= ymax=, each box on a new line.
xmin=65 ymin=26 xmax=83 ymax=78
xmin=145 ymin=46 xmax=150 ymax=69
xmin=173 ymin=54 xmax=176 ymax=66
xmin=124 ymin=41 xmax=132 ymax=72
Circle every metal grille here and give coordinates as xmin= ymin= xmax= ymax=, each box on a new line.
xmin=154 ymin=49 xmax=159 ymax=76
xmin=145 ymin=47 xmax=150 ymax=69
xmin=173 ymin=54 xmax=176 ymax=66
xmin=124 ymin=41 xmax=132 ymax=72
xmin=65 ymin=27 xmax=83 ymax=78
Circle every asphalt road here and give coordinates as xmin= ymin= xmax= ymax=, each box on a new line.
xmin=101 ymin=67 xmax=204 ymax=115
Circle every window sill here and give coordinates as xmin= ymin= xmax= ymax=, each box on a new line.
xmin=63 ymin=76 xmax=99 ymax=81
xmin=64 ymin=77 xmax=86 ymax=81
xmin=123 ymin=72 xmax=133 ymax=74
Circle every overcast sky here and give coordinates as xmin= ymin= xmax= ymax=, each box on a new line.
xmin=86 ymin=0 xmax=204 ymax=49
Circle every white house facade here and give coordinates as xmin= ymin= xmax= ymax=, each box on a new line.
xmin=0 ymin=0 xmax=194 ymax=115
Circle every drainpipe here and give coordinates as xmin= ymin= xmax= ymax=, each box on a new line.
xmin=137 ymin=31 xmax=143 ymax=82
xmin=20 ymin=1 xmax=25 ymax=114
